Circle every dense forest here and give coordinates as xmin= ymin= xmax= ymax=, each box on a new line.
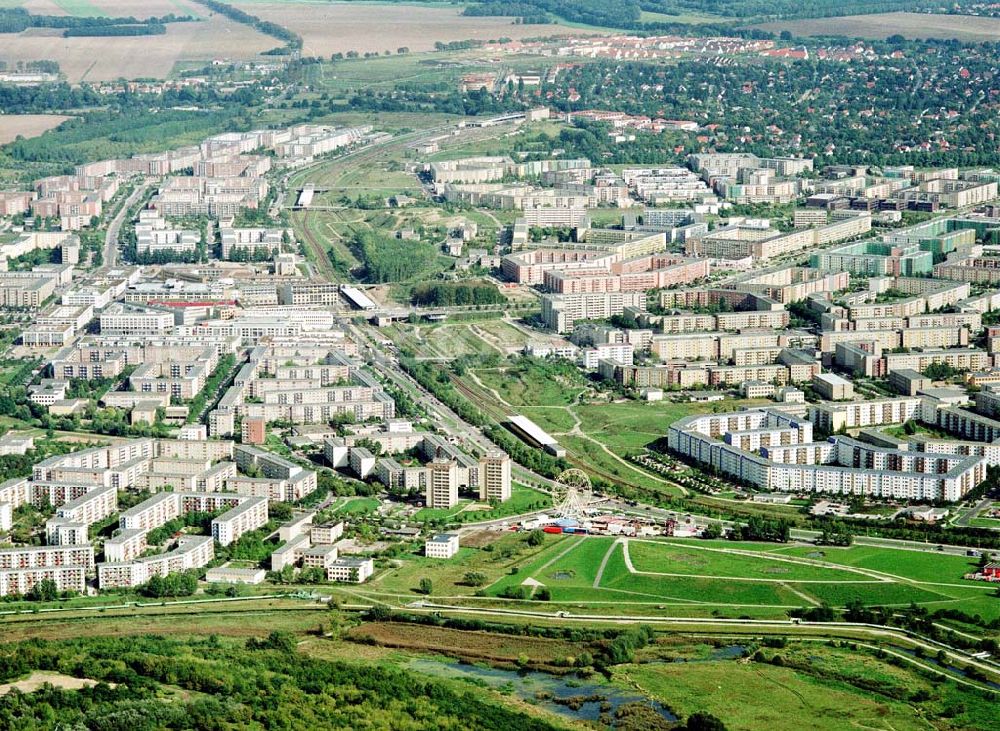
xmin=352 ymin=231 xmax=440 ymax=283
xmin=410 ymin=282 xmax=505 ymax=307
xmin=0 ymin=635 xmax=562 ymax=730
xmin=0 ymin=84 xmax=100 ymax=115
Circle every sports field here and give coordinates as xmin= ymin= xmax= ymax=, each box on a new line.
xmin=483 ymin=536 xmax=1000 ymax=620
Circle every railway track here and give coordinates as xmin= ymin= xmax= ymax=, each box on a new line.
xmin=294 ymin=209 xmax=339 ymax=281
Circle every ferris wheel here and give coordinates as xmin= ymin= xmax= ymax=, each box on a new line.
xmin=551 ymin=468 xmax=593 ymax=521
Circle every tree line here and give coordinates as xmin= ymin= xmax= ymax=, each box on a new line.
xmin=410 ymin=282 xmax=505 ymax=307
xmin=191 ymin=0 xmax=302 ymax=54
xmin=0 ymin=8 xmax=192 ymax=34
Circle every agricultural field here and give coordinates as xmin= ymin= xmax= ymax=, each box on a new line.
xmin=0 ymin=114 xmax=71 ymax=144
xmin=21 ymin=0 xmax=204 ymax=18
xmin=479 ymin=535 xmax=1000 ymax=620
xmin=230 ymin=1 xmax=595 ymax=57
xmin=753 ymin=12 xmax=1000 ymax=42
xmin=0 ymin=0 xmax=274 ymax=82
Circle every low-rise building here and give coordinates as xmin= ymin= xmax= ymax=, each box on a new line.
xmin=425 ymin=533 xmax=460 ymax=559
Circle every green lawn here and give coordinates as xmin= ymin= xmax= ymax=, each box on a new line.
xmin=481 ymin=536 xmax=1000 ymax=618
xmin=332 ymin=497 xmax=380 ymax=516
xmin=775 ymin=544 xmax=980 ymax=584
xmin=627 ymin=540 xmax=881 ymax=583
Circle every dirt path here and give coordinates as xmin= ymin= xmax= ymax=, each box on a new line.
xmin=593 ymin=538 xmax=622 ymax=589
xmin=0 ymin=672 xmax=111 ymax=695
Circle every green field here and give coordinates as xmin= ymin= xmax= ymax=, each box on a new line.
xmin=774 ymin=544 xmax=980 ymax=583
xmin=480 ymin=536 xmax=1000 ymax=619
xmin=371 ymin=531 xmax=562 ymax=598
xmin=627 ymin=540 xmax=880 ymax=583
xmin=331 ymin=496 xmax=380 ymax=516
xmin=621 ymin=658 xmax=930 ymax=731
xmin=414 ymin=484 xmax=550 ymax=524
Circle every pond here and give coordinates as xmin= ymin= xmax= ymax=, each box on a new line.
xmin=406 ymin=657 xmax=677 ymax=726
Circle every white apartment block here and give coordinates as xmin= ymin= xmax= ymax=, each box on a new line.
xmin=808 ymin=398 xmax=923 ymax=434
xmin=668 ymin=409 xmax=984 ymax=502
xmin=220 ymin=226 xmax=286 ymax=259
xmin=0 ymin=545 xmax=95 ymax=571
xmin=211 ymin=496 xmax=268 ymax=546
xmin=426 ymin=459 xmax=459 ymax=509
xmin=103 ymin=529 xmax=148 ymax=563
xmin=542 ymin=291 xmax=647 ymax=333
xmin=99 ymin=304 xmax=174 ymax=336
xmin=98 ymin=535 xmax=214 ymax=589
xmin=119 ymin=492 xmax=182 ymax=532
xmin=478 ymin=452 xmax=512 ymax=503
xmin=0 ymin=566 xmax=86 ymax=597
xmin=310 ymin=522 xmax=344 ymax=545
xmin=51 ymin=484 xmax=117 ymax=528
xmin=301 ymin=544 xmax=339 ymax=569
xmin=327 ymin=557 xmax=374 ymax=583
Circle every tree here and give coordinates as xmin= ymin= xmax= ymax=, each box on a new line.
xmin=526 ymin=530 xmax=544 ymax=547
xmin=463 ymin=571 xmax=487 ymax=587
xmin=26 ymin=578 xmax=58 ymax=602
xmin=687 ymin=712 xmax=728 ymax=731
xmin=418 ymin=577 xmax=433 ymax=595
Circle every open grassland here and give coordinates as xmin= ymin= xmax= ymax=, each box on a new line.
xmin=345 ymin=621 xmax=583 ymax=668
xmin=753 ymin=12 xmax=1000 ymax=42
xmin=371 ymin=531 xmax=563 ymax=599
xmin=478 ymin=536 xmax=1000 ymax=620
xmin=306 ymin=52 xmax=479 ymax=98
xmin=0 ymin=1 xmax=274 ymax=82
xmin=387 ymin=319 xmax=534 ymax=359
xmin=620 ymin=659 xmax=933 ymax=731
xmin=0 ymin=598 xmax=326 ymax=641
xmin=231 ymin=1 xmax=595 ymax=56
xmin=0 ymin=114 xmax=71 ymax=144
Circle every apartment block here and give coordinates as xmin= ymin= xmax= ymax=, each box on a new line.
xmin=211 ymin=496 xmax=268 ymax=546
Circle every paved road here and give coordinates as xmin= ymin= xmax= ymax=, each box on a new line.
xmin=954 ymin=497 xmax=993 ymax=528
xmin=101 ymin=181 xmax=152 ymax=271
